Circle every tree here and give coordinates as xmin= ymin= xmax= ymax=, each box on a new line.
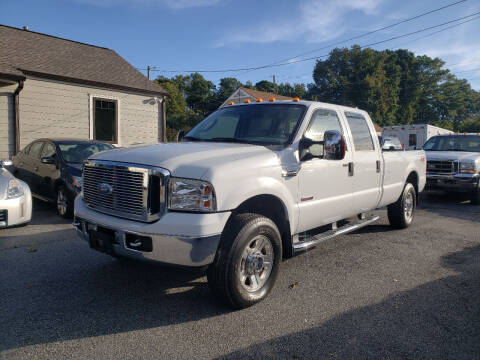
xmin=310 ymin=46 xmax=480 ymax=129
xmin=217 ymin=77 xmax=243 ymax=103
xmin=254 ymin=80 xmax=276 ymax=93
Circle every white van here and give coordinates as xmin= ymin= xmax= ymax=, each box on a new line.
xmin=382 ymin=124 xmax=453 ymax=150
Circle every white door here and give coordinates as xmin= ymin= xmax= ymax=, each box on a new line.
xmin=344 ymin=111 xmax=382 ymax=213
xmin=297 ymin=108 xmax=355 ymax=233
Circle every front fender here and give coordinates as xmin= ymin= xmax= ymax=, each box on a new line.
xmin=214 ymin=175 xmax=298 ymax=234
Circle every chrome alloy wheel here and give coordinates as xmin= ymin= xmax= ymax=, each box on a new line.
xmin=57 ymin=188 xmax=68 ymax=216
xmin=404 ymin=188 xmax=415 ymax=222
xmin=239 ymin=235 xmax=274 ymax=292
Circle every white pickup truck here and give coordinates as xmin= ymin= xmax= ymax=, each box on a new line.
xmin=74 ymin=100 xmax=426 ymax=308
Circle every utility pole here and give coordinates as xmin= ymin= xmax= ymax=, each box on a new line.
xmin=147 ymin=65 xmax=151 ymax=80
xmin=272 ymin=75 xmax=277 ymax=93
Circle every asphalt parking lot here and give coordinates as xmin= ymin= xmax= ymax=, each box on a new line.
xmin=1 ymin=193 xmax=479 ymax=359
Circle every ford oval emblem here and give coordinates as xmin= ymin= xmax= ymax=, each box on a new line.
xmin=98 ymin=183 xmax=113 ymax=195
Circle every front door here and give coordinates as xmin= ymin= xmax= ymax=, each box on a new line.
xmin=297 ymin=108 xmax=355 ymax=233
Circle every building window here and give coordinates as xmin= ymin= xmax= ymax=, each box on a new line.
xmin=409 ymin=134 xmax=417 ymax=148
xmin=94 ymin=98 xmax=117 ymax=143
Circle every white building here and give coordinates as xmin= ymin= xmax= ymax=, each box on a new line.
xmin=0 ymin=25 xmax=167 ymax=159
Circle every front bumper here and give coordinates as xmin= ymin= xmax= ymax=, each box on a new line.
xmin=74 ymin=196 xmax=231 ymax=267
xmin=426 ymin=173 xmax=479 ymax=192
xmin=0 ymin=186 xmax=32 ymax=228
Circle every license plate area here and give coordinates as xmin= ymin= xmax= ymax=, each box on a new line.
xmin=89 ymin=226 xmax=116 ymax=254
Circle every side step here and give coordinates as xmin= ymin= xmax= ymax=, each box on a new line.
xmin=293 ymin=215 xmax=380 ymax=253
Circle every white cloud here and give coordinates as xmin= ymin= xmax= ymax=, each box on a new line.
xmin=216 ymin=0 xmax=383 ymax=46
xmin=75 ymin=0 xmax=222 ymax=9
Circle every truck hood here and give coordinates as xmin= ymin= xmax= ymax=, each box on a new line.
xmin=426 ymin=151 xmax=480 ymax=163
xmin=89 ymin=142 xmax=281 ymax=179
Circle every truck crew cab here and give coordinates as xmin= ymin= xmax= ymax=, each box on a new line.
xmin=74 ymin=99 xmax=426 ymax=309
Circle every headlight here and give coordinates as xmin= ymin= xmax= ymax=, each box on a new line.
xmin=168 ymin=178 xmax=216 ymax=212
xmin=6 ymin=179 xmax=24 ymax=199
xmin=460 ymin=161 xmax=477 ymax=174
xmin=72 ymin=176 xmax=83 ymax=189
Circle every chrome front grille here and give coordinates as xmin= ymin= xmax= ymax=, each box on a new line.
xmin=427 ymin=160 xmax=459 ymax=175
xmin=82 ymin=160 xmax=169 ymax=222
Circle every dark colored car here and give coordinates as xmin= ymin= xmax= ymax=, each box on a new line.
xmin=12 ymin=139 xmax=114 ymax=218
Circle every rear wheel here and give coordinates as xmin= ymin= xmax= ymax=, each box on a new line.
xmin=56 ymin=185 xmax=73 ymax=218
xmin=388 ymin=182 xmax=416 ymax=229
xmin=207 ymin=213 xmax=282 ymax=309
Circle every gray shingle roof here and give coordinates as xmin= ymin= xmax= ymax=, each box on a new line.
xmin=0 ymin=25 xmax=166 ymax=95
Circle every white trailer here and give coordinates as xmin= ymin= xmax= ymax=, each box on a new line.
xmin=382 ymin=124 xmax=453 ymax=150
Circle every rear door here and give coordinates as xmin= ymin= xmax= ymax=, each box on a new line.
xmin=36 ymin=141 xmax=58 ymax=200
xmin=26 ymin=141 xmax=45 ymax=195
xmin=12 ymin=144 xmax=31 ymax=182
xmin=344 ymin=111 xmax=382 ymax=213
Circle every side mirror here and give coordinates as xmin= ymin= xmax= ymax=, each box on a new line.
xmin=324 ymin=130 xmax=346 ymax=160
xmin=177 ymin=130 xmax=185 ymax=142
xmin=299 ymin=137 xmax=323 ymax=161
xmin=1 ymin=159 xmax=13 ymax=168
xmin=41 ymin=156 xmax=56 ymax=165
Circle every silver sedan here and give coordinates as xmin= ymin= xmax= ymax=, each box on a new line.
xmin=0 ymin=159 xmax=32 ymax=228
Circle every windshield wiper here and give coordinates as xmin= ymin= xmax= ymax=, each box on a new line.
xmin=182 ymin=136 xmax=203 ymax=142
xmin=207 ymin=137 xmax=255 ymax=144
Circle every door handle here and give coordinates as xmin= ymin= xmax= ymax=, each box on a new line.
xmin=348 ymin=162 xmax=354 ymax=176
xmin=34 ymin=166 xmax=39 ymax=171
xmin=376 ymin=160 xmax=381 ymax=173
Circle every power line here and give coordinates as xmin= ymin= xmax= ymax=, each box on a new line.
xmin=143 ymin=4 xmax=477 ymax=74
xmin=235 ymin=0 xmax=469 ymax=76
xmin=272 ymin=16 xmax=480 ymax=87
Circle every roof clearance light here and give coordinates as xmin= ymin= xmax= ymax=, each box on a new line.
xmin=244 ymin=99 xmax=251 ymax=103
xmin=269 ymin=97 xmax=276 ymax=102
xmin=292 ymin=97 xmax=300 ymax=102
xmin=228 ymin=101 xmax=234 ymax=105
xmin=256 ymin=98 xmax=263 ymax=102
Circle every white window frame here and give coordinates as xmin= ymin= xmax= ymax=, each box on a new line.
xmin=89 ymin=94 xmax=121 ymax=146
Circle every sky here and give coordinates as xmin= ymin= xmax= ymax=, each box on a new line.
xmin=1 ymin=0 xmax=480 ymax=90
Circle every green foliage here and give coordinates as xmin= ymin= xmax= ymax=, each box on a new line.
xmin=310 ymin=46 xmax=480 ymax=130
xmin=458 ymin=115 xmax=480 ymax=133
xmin=155 ymin=48 xmax=479 ymax=140
xmin=254 ymin=80 xmax=276 ymax=93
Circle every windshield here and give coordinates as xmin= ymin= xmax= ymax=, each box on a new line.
xmin=58 ymin=142 xmax=114 ymax=163
xmin=185 ymin=104 xmax=307 ymax=146
xmin=423 ymin=135 xmax=480 ymax=152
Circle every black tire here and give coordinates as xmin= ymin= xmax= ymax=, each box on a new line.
xmin=56 ymin=185 xmax=73 ymax=219
xmin=207 ymin=213 xmax=282 ymax=309
xmin=388 ymin=182 xmax=416 ymax=229
xmin=471 ymin=187 xmax=480 ymax=205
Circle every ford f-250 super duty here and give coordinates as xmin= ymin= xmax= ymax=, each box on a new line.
xmin=74 ymin=99 xmax=426 ymax=309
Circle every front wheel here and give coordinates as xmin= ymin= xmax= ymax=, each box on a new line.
xmin=388 ymin=182 xmax=416 ymax=229
xmin=207 ymin=213 xmax=282 ymax=309
xmin=56 ymin=185 xmax=73 ymax=219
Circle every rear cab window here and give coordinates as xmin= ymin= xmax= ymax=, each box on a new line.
xmin=344 ymin=112 xmax=375 ymax=151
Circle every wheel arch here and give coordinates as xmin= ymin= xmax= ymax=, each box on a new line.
xmin=230 ymin=194 xmax=293 ymax=258
xmin=406 ymin=171 xmax=419 ymax=203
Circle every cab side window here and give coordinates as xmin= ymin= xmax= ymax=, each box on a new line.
xmin=29 ymin=142 xmax=44 ymax=159
xmin=305 ymin=109 xmax=343 ymax=157
xmin=41 ymin=143 xmax=56 ymax=158
xmin=345 ymin=112 xmax=374 ymax=151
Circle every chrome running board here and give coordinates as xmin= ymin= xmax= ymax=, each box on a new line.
xmin=293 ymin=215 xmax=380 ymax=253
